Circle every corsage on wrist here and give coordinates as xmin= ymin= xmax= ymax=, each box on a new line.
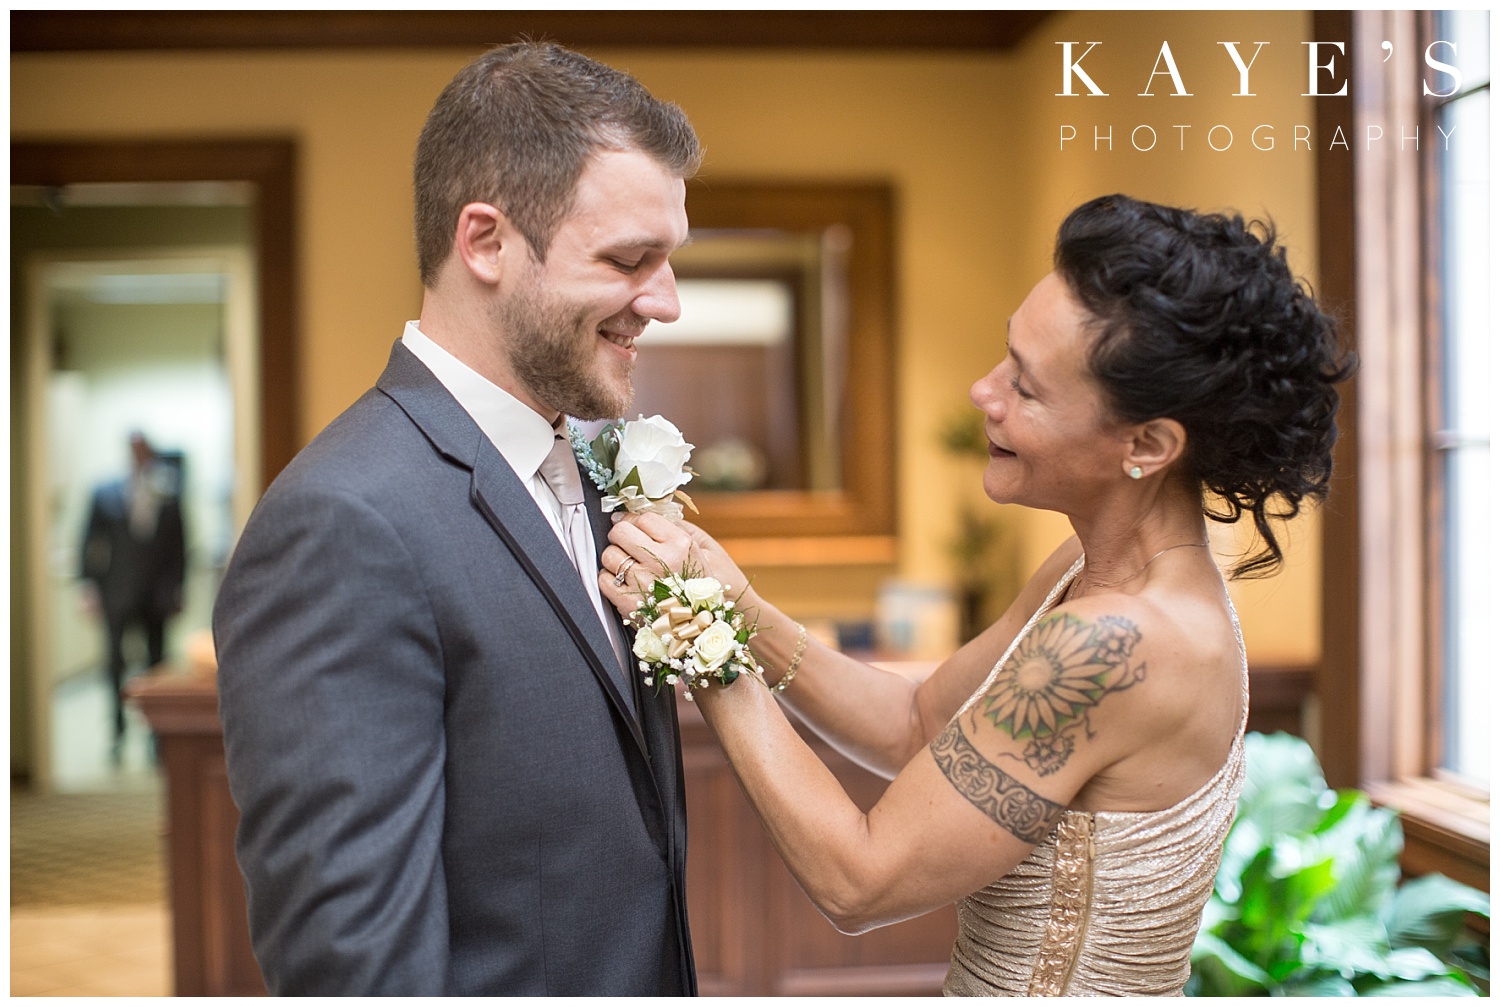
xmin=628 ymin=569 xmax=762 ymax=701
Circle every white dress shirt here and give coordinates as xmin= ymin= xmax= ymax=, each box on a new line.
xmin=400 ymin=322 xmax=630 ymax=677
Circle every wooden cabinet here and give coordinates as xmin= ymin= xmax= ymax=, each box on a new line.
xmin=126 ymin=669 xmax=955 ymax=997
xmin=129 ymin=663 xmax=1309 ymax=995
xmin=126 ymin=673 xmax=266 ymax=996
xmin=678 ymin=695 xmax=958 ymax=996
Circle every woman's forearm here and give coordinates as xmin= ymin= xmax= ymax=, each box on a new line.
xmin=738 ymin=589 xmax=928 ymax=778
xmin=692 ymin=674 xmax=901 ymax=933
xmin=598 ymin=513 xmax=951 ymax=775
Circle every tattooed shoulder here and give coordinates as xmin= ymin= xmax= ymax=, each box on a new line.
xmin=929 ymin=721 xmax=1064 ymax=845
xmin=974 ymin=610 xmax=1147 ymax=777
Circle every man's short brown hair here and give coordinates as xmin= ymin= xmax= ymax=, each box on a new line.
xmin=413 ymin=42 xmax=702 ymax=285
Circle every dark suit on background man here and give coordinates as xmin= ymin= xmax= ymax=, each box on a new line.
xmin=213 ymin=41 xmax=701 ymax=995
xmin=81 ymin=449 xmax=185 ymax=745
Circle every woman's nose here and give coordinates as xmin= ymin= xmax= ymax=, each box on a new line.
xmin=971 ymin=369 xmax=1004 ymax=418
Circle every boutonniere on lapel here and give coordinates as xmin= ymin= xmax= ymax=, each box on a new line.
xmin=569 ymin=414 xmax=698 ymax=521
xmin=571 ymin=415 xmax=762 ymax=700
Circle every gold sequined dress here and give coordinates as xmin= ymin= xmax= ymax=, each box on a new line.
xmin=943 ymin=556 xmax=1246 ymax=997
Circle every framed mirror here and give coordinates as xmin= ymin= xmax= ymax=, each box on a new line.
xmin=631 ymin=182 xmax=897 ymax=565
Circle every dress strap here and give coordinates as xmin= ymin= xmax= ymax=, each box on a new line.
xmin=955 ymin=555 xmax=1086 ymax=721
xmin=1227 ymin=596 xmax=1250 ymax=736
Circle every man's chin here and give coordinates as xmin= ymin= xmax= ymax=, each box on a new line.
xmin=558 ymin=384 xmax=632 ymax=422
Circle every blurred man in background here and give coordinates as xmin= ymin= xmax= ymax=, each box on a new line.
xmin=81 ymin=430 xmax=185 ymax=761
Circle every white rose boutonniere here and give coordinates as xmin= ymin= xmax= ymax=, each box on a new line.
xmin=569 ymin=414 xmax=697 ymax=521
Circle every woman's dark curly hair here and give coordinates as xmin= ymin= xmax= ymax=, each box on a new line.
xmin=1054 ymin=194 xmax=1356 ymax=578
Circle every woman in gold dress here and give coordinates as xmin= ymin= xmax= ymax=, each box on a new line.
xmin=600 ymin=194 xmax=1353 ymax=996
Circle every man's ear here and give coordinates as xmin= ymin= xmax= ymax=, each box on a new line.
xmin=1122 ymin=417 xmax=1187 ymax=480
xmin=452 ymin=202 xmax=511 ymax=285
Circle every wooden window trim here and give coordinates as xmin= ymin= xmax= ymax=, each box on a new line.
xmin=1315 ymin=10 xmax=1489 ymax=890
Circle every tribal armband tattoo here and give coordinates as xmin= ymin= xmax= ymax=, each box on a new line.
xmin=930 ymin=722 xmax=1064 ymax=845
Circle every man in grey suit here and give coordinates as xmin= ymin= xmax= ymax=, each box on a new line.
xmin=214 ymin=43 xmax=700 ymax=995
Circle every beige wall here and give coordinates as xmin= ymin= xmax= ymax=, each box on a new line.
xmin=1005 ymin=11 xmax=1323 ymax=664
xmin=12 ymin=10 xmax=1324 ymax=665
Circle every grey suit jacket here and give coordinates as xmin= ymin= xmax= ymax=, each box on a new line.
xmin=215 ymin=342 xmax=695 ymax=995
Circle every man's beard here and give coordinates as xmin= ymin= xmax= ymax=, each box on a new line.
xmin=499 ymin=285 xmax=634 ymax=421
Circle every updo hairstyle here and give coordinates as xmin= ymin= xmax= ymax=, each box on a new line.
xmin=1053 ymin=194 xmax=1356 ymax=578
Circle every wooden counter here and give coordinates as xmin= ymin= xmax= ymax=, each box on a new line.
xmin=677 ymin=687 xmax=957 ymax=996
xmin=125 ymin=672 xmax=267 ymax=996
xmin=125 ymin=668 xmax=955 ymax=996
xmin=127 ymin=660 xmax=1310 ymax=996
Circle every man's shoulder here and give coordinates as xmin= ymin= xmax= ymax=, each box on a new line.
xmin=264 ymin=386 xmax=441 ymax=506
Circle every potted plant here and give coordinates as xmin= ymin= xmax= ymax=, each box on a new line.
xmin=1189 ymin=732 xmax=1489 ymax=996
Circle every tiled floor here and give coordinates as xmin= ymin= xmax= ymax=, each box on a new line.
xmin=50 ymin=670 xmax=159 ymax=795
xmin=11 ymin=672 xmax=171 ymax=997
xmin=10 ymin=906 xmax=170 ymax=997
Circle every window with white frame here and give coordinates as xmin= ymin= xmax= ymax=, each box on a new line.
xmin=1430 ymin=10 xmax=1489 ymax=788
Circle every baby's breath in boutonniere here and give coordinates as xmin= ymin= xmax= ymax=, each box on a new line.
xmin=570 ymin=414 xmax=698 ymax=521
xmin=628 ymin=562 xmax=762 ymax=700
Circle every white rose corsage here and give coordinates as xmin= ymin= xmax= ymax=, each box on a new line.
xmin=570 ymin=414 xmax=698 ymax=521
xmin=628 ymin=568 xmax=762 ymax=700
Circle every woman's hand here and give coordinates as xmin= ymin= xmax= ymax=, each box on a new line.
xmin=598 ymin=513 xmax=751 ymax=618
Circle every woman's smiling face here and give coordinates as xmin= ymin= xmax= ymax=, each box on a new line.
xmin=969 ymin=271 xmax=1134 ymax=513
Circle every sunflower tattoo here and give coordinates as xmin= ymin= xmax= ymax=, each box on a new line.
xmin=973 ymin=612 xmax=1145 ymax=776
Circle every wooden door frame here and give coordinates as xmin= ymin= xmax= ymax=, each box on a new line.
xmin=12 ymin=138 xmax=300 ymax=486
xmin=10 ymin=138 xmax=298 ymax=787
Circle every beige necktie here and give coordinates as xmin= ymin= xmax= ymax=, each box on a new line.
xmin=538 ymin=430 xmax=633 ymax=708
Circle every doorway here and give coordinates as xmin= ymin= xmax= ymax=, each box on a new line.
xmin=10 ymin=140 xmax=300 ymax=793
xmin=24 ymin=246 xmax=258 ymax=792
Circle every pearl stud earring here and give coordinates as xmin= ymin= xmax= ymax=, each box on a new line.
xmin=1128 ymin=465 xmax=1144 ymax=480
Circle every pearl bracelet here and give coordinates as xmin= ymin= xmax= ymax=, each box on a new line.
xmin=773 ymin=623 xmax=808 ymax=694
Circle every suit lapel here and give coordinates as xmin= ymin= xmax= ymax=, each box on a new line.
xmin=582 ymin=475 xmax=648 ymax=716
xmin=376 ymin=342 xmax=648 ymax=758
xmin=470 ymin=448 xmax=644 ymax=735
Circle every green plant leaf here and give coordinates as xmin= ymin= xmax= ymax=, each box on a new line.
xmin=589 ymin=425 xmax=620 ymax=468
xmin=1238 ymin=733 xmax=1330 ymax=833
xmin=1280 ymin=974 xmax=1358 ymax=996
xmin=1300 ymin=921 xmax=1462 ymax=983
xmin=1190 ymin=931 xmax=1271 ymax=996
xmin=1266 ymin=851 xmax=1339 ymax=930
xmin=1310 ymin=797 xmax=1403 ymax=923
xmin=1199 ymin=895 xmax=1235 ymax=934
xmin=1382 ymin=947 xmax=1469 ymax=982
xmin=1191 ymin=733 xmax=1487 ymax=1001
xmin=1309 ymin=787 xmax=1364 ymax=835
xmin=1384 ymin=873 xmax=1491 ymax=951
xmin=1359 ymin=975 xmax=1480 ymax=996
xmin=1236 ymin=848 xmax=1279 ymax=932
xmin=1448 ymin=943 xmax=1489 ymax=989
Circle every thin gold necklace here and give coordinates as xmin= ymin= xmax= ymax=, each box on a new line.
xmin=1074 ymin=541 xmax=1209 ymax=596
